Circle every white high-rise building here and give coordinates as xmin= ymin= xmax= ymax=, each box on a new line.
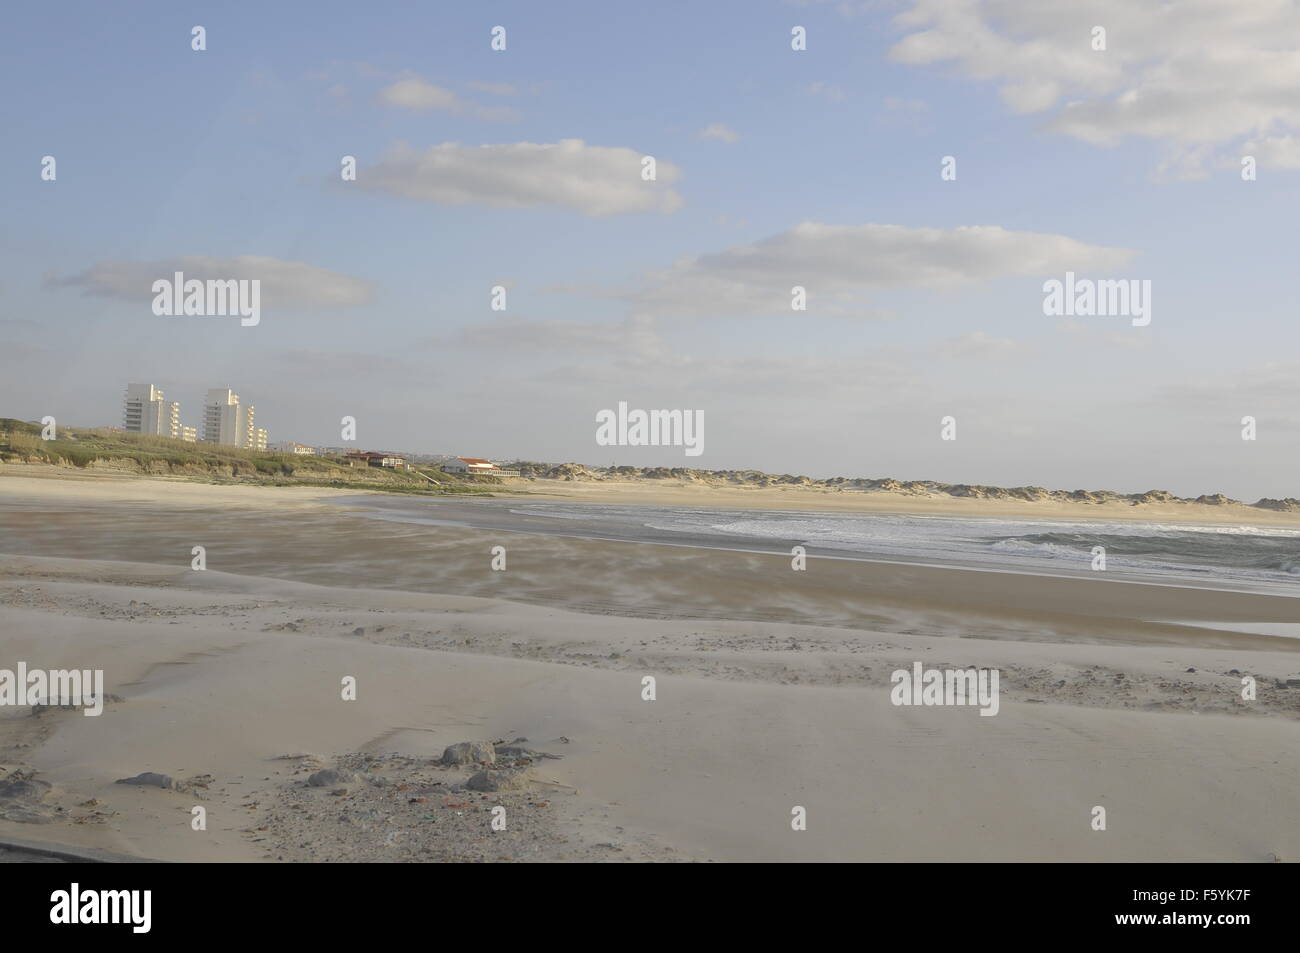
xmin=123 ymin=383 xmax=181 ymax=438
xmin=202 ymin=388 xmax=266 ymax=449
xmin=202 ymin=388 xmax=240 ymax=445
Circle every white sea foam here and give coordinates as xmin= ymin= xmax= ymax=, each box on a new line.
xmin=338 ymin=497 xmax=1300 ymax=594
xmin=508 ymin=504 xmax=1300 ymax=592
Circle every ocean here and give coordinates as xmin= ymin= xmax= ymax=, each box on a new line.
xmin=339 ymin=497 xmax=1300 ymax=595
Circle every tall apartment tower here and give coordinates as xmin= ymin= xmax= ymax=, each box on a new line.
xmin=123 ymin=383 xmax=181 ymax=438
xmin=202 ymin=388 xmax=267 ymax=449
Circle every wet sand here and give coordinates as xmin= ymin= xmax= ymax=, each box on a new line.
xmin=1 ymin=470 xmax=1297 ymax=862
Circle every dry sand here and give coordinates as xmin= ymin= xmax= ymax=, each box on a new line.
xmin=1 ymin=468 xmax=1297 ymax=862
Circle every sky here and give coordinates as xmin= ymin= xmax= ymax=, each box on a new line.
xmin=2 ymin=0 xmax=1299 ymax=500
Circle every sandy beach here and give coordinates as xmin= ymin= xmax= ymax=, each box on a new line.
xmin=1 ymin=469 xmax=1298 ymax=862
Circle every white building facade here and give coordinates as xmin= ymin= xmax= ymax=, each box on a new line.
xmin=123 ymin=383 xmax=181 ymax=438
xmin=202 ymin=388 xmax=267 ymax=449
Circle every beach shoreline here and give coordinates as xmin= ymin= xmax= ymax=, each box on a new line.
xmin=2 ymin=469 xmax=1298 ymax=862
xmin=8 ymin=463 xmax=1300 ymax=527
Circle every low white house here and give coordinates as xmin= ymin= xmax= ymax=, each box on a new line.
xmin=270 ymin=441 xmax=315 ymax=455
xmin=443 ymin=457 xmax=498 ymax=474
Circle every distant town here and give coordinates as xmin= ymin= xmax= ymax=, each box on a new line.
xmin=117 ymin=382 xmax=517 ymax=476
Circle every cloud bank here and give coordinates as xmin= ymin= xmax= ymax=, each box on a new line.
xmin=352 ymin=140 xmax=683 ymax=216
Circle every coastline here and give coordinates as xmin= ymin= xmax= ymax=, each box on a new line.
xmin=7 ymin=463 xmax=1300 ymax=527
xmin=519 ymin=476 xmax=1300 ymax=527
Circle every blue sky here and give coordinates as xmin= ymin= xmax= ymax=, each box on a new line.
xmin=3 ymin=0 xmax=1299 ymax=498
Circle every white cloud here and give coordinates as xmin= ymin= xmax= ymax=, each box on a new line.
xmin=274 ymin=348 xmax=421 ymax=378
xmin=890 ymin=0 xmax=1300 ymax=170
xmin=1242 ymin=134 xmax=1300 ymax=169
xmin=377 ymin=73 xmax=516 ymax=120
xmin=1155 ymin=361 xmax=1300 ymax=413
xmin=499 ymin=348 xmax=918 ymax=407
xmin=939 ymin=331 xmax=1027 ymax=359
xmin=443 ymin=315 xmax=663 ymax=358
xmin=352 ymin=139 xmax=683 ymax=216
xmin=697 ymin=123 xmax=740 ymax=143
xmin=467 ymin=81 xmax=518 ymax=96
xmin=784 ymin=0 xmax=881 ymax=16
xmin=609 ymin=222 xmax=1134 ymax=317
xmin=884 ymin=96 xmax=929 ymax=112
xmin=378 ymin=75 xmax=458 ymax=110
xmin=1056 ymin=319 xmax=1151 ymax=351
xmin=45 ymin=256 xmax=375 ymax=308
xmin=806 ymin=81 xmax=847 ymax=101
